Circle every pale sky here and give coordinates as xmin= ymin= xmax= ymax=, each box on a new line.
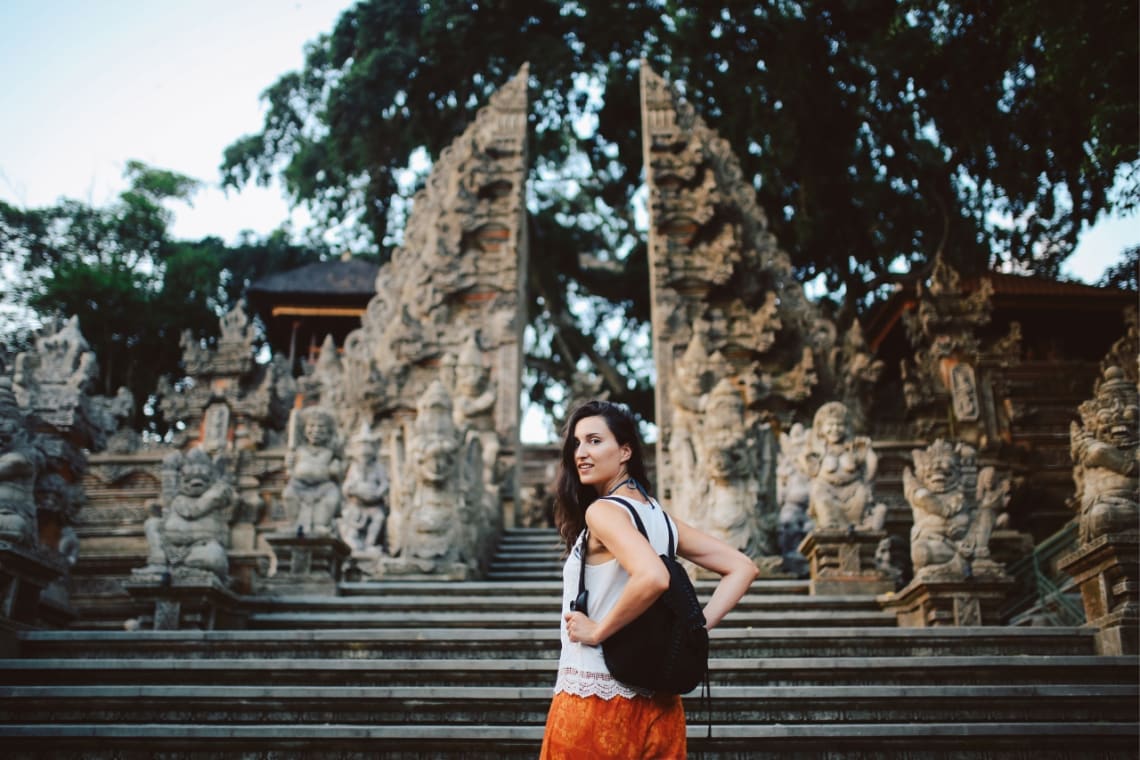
xmin=0 ymin=0 xmax=1134 ymax=282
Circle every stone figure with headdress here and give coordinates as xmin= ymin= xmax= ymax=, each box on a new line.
xmin=0 ymin=378 xmax=41 ymax=547
xmin=338 ymin=422 xmax=389 ymax=554
xmin=139 ymin=447 xmax=236 ymax=581
xmin=904 ymin=439 xmax=1010 ymax=581
xmin=776 ymin=422 xmax=813 ymax=574
xmin=283 ymin=407 xmax=345 ymax=537
xmin=1070 ymin=365 xmax=1139 ymax=544
xmin=395 ymin=380 xmax=483 ymax=570
xmin=799 ymin=401 xmax=886 ymax=531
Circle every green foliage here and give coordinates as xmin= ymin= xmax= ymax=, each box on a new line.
xmin=0 ymin=163 xmax=328 ymax=433
xmin=1099 ymin=246 xmax=1139 ymax=292
xmin=222 ymin=0 xmax=1138 ymax=423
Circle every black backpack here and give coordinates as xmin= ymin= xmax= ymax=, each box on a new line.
xmin=574 ymin=496 xmax=710 ymax=695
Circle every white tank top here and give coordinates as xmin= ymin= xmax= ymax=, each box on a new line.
xmin=552 ymin=496 xmax=678 ymax=699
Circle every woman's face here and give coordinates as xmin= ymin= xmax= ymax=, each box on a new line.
xmin=572 ymin=415 xmax=631 ymax=493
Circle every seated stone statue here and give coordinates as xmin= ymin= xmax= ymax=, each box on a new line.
xmin=777 ymin=423 xmax=813 ymax=572
xmin=338 ymin=423 xmax=389 ymax=554
xmin=283 ymin=407 xmax=344 ymax=537
xmin=140 ymin=447 xmax=235 ymax=580
xmin=799 ymin=401 xmax=886 ymax=531
xmin=904 ymin=439 xmax=1009 ymax=581
xmin=0 ymin=379 xmax=40 ymax=547
xmin=1071 ymin=365 xmax=1139 ymax=543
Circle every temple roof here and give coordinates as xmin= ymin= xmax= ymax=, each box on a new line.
xmin=865 ymin=270 xmax=1135 ymax=352
xmin=248 ymin=258 xmax=380 ymax=299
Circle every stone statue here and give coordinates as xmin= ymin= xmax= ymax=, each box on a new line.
xmin=1070 ymin=365 xmax=1139 ymax=543
xmin=0 ymin=378 xmax=41 ymax=547
xmin=397 ymin=380 xmax=482 ymax=566
xmin=283 ymin=407 xmax=344 ymax=537
xmin=904 ymin=439 xmax=1010 ymax=581
xmin=451 ymin=332 xmax=500 ymax=488
xmin=338 ymin=423 xmax=389 ymax=555
xmin=692 ymin=378 xmax=773 ymax=558
xmin=776 ymin=422 xmax=813 ymax=573
xmin=799 ymin=402 xmax=886 ymax=531
xmin=140 ymin=447 xmax=236 ymax=580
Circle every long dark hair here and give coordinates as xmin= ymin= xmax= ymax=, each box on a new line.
xmin=553 ymin=400 xmax=652 ymax=552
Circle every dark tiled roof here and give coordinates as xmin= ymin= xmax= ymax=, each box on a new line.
xmin=975 ymin=271 xmax=1135 ymax=298
xmin=248 ymin=258 xmax=380 ymax=297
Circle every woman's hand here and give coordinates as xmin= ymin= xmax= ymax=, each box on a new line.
xmin=564 ymin=610 xmax=603 ymax=646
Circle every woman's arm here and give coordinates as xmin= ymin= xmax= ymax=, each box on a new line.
xmin=675 ymin=517 xmax=759 ymax=630
xmin=563 ymin=499 xmax=669 ymax=646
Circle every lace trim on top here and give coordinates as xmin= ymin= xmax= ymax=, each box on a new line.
xmin=553 ymin=666 xmax=651 ymax=700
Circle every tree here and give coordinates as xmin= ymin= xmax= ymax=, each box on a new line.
xmin=0 ymin=162 xmax=328 ymax=432
xmin=221 ymin=0 xmax=1138 ymax=425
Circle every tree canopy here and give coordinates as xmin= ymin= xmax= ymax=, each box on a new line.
xmin=0 ymin=162 xmax=328 ymax=431
xmin=208 ymin=0 xmax=1133 ymax=424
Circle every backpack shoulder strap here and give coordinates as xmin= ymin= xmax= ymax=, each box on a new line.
xmin=602 ymin=496 xmax=675 ymax=558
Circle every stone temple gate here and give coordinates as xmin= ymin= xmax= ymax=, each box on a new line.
xmin=1 ymin=63 xmax=1135 ymax=658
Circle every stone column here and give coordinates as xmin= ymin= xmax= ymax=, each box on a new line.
xmin=1057 ymin=532 xmax=1138 ymax=655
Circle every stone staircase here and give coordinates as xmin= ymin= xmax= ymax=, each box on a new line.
xmin=0 ymin=527 xmax=1137 ymax=758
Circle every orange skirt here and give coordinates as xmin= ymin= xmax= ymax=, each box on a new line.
xmin=539 ymin=691 xmax=687 ymax=759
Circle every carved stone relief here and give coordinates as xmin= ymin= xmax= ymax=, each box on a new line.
xmin=640 ymin=63 xmax=837 ymax=563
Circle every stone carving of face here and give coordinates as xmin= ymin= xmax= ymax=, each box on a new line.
xmin=456 ymin=361 xmax=487 ymax=395
xmin=0 ymin=415 xmax=17 ymax=450
xmin=1087 ymin=370 xmax=1139 ymax=450
xmin=416 ymin=437 xmax=457 ymax=484
xmin=304 ymin=414 xmax=335 ymax=447
xmin=914 ymin=442 xmax=961 ymax=494
xmin=814 ymin=403 xmax=849 ymax=446
xmin=179 ymin=457 xmax=214 ymax=498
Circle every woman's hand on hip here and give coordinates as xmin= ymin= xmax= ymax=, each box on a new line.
xmin=564 ymin=611 xmax=602 ymax=646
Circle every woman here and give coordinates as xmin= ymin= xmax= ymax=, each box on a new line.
xmin=539 ymin=400 xmax=759 ymax=759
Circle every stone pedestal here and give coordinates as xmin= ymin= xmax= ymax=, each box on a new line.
xmin=228 ymin=551 xmax=273 ymax=595
xmin=261 ymin=533 xmax=351 ymax=593
xmin=0 ymin=540 xmax=66 ymax=627
xmin=799 ymin=529 xmax=895 ymax=596
xmin=1057 ymin=531 xmax=1139 ymax=655
xmin=879 ymin=574 xmax=1016 ymax=627
xmin=125 ymin=572 xmax=242 ymax=630
xmin=367 ymin=556 xmax=473 ymax=581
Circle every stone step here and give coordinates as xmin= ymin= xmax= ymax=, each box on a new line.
xmin=240 ymin=608 xmax=896 ymax=630
xmin=240 ymin=591 xmax=883 ymax=616
xmin=2 ymin=655 xmax=1132 ymax=688
xmin=1 ymin=683 xmax=1133 ymax=725
xmin=335 ymin=578 xmax=810 ymax=596
xmin=14 ymin=626 xmax=1100 ymax=661
xmin=0 ymin=721 xmax=1136 ymax=759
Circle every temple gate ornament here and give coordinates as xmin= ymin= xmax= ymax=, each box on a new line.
xmin=880 ymin=439 xmax=1015 ymax=626
xmin=899 ymin=255 xmax=996 ymax=443
xmin=336 ymin=65 xmax=530 ymax=543
xmin=11 ymin=316 xmax=123 ymax=623
xmin=157 ymin=301 xmax=295 ymax=453
xmin=1057 ymin=360 xmax=1139 ymax=655
xmin=639 ymin=63 xmax=837 ymax=567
